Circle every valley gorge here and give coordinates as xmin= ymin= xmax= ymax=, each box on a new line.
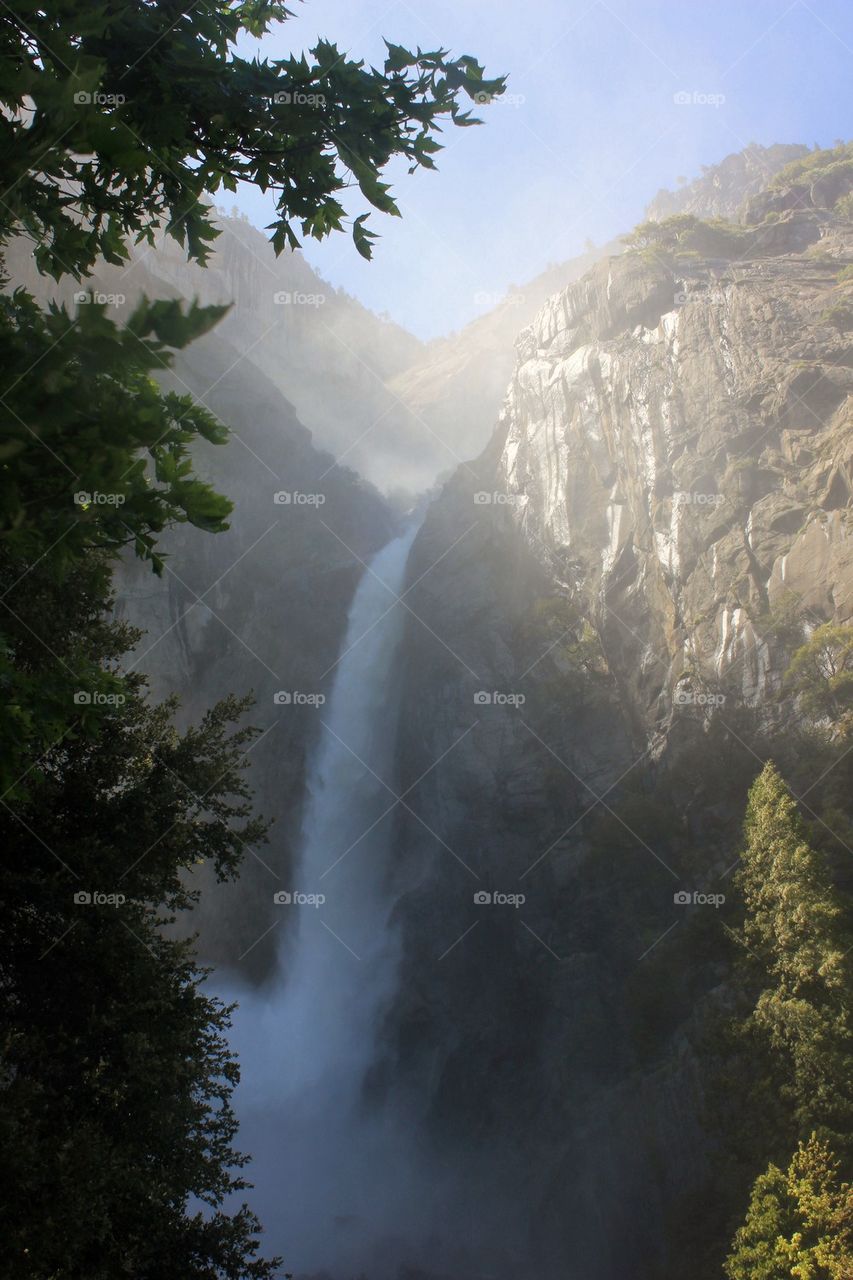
xmin=140 ymin=144 xmax=853 ymax=1279
xmin=9 ymin=137 xmax=852 ymax=1279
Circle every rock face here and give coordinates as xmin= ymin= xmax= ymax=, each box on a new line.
xmin=385 ymin=244 xmax=619 ymax=476
xmin=376 ymin=166 xmax=853 ymax=1276
xmin=10 ymin=139 xmax=850 ymax=1273
xmin=494 ymin=217 xmax=853 ymax=726
xmin=5 ymin=216 xmax=431 ymax=492
xmin=6 ymin=214 xmax=619 ymax=495
xmin=114 ymin=326 xmax=396 ymax=981
xmin=645 ymin=143 xmax=810 ymax=223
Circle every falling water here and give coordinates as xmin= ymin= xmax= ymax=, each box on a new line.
xmin=223 ymin=522 xmax=424 ymax=1277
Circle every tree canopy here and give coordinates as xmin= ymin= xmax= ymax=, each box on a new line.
xmin=725 ymin=1135 xmax=853 ymax=1280
xmin=0 ymin=3 xmax=503 ymax=1276
xmin=784 ymin=622 xmax=853 ymax=728
xmin=734 ymin=761 xmax=853 ymax=1152
xmin=0 ymin=0 xmax=505 ymax=276
xmin=721 ymin=762 xmax=853 ymax=1280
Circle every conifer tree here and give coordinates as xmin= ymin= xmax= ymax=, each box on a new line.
xmin=725 ymin=1136 xmax=853 ymax=1280
xmin=734 ymin=762 xmax=853 ymax=1153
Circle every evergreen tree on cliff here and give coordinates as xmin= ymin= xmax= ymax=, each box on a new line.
xmin=725 ymin=1136 xmax=853 ymax=1280
xmin=724 ymin=763 xmax=853 ymax=1279
xmin=734 ymin=761 xmax=853 ymax=1152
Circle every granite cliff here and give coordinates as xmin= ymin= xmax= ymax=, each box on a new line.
xmin=373 ymin=146 xmax=853 ymax=1277
xmin=10 ymin=141 xmax=851 ymax=1275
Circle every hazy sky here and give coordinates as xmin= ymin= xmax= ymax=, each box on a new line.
xmin=233 ymin=0 xmax=852 ymax=339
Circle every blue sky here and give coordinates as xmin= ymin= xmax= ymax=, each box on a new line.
xmin=233 ymin=0 xmax=853 ymax=339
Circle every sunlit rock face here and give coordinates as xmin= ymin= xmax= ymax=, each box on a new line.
xmin=493 ymin=217 xmax=852 ymax=730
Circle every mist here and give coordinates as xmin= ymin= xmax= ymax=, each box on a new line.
xmin=217 ymin=524 xmax=529 ymax=1278
xmin=3 ymin=4 xmax=852 ymax=1279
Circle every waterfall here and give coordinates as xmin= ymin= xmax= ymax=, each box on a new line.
xmin=223 ymin=523 xmax=423 ymax=1278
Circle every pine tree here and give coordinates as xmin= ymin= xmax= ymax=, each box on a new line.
xmin=734 ymin=762 xmax=853 ymax=1154
xmin=725 ymin=1136 xmax=853 ymax=1280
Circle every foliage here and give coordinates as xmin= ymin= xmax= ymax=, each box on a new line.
xmin=0 ymin=290 xmax=237 ymax=798
xmin=784 ymin=623 xmax=853 ymax=727
xmin=0 ymin=2 xmax=501 ymax=1275
xmin=725 ymin=1136 xmax=853 ymax=1280
xmin=836 ymin=192 xmax=853 ymax=219
xmin=0 ymin=0 xmax=505 ymax=275
xmin=730 ymin=762 xmax=853 ymax=1160
xmin=769 ymin=141 xmax=853 ymax=193
xmin=0 ymin=0 xmax=503 ymax=795
xmin=0 ymin=290 xmax=233 ymax=570
xmin=526 ymin=594 xmax=606 ymax=675
xmin=819 ymin=300 xmax=853 ymax=333
xmin=623 ymin=213 xmax=751 ymax=259
xmin=0 ymin=555 xmax=278 ymax=1279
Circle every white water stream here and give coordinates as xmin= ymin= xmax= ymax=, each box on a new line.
xmin=224 ymin=524 xmax=423 ymax=1277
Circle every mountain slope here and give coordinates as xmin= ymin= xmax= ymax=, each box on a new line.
xmin=375 ymin=149 xmax=853 ymax=1279
xmin=645 ymin=142 xmax=810 ymax=223
xmin=386 ymin=244 xmax=620 ymax=473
